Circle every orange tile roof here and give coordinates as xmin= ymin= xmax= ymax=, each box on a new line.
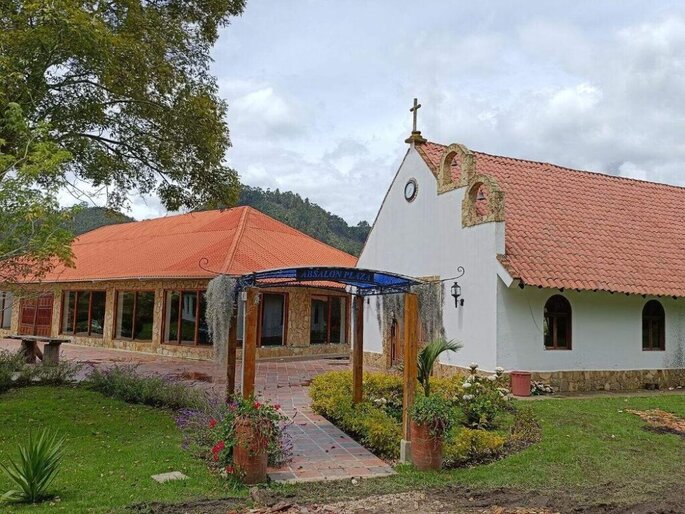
xmin=44 ymin=207 xmax=357 ymax=283
xmin=417 ymin=141 xmax=685 ymax=297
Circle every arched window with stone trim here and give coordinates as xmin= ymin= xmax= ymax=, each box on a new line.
xmin=642 ymin=300 xmax=665 ymax=351
xmin=543 ymin=295 xmax=572 ymax=350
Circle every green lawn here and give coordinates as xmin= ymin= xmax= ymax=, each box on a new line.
xmin=0 ymin=386 xmax=243 ymax=513
xmin=0 ymin=387 xmax=683 ymax=512
xmin=281 ymin=394 xmax=685 ymax=508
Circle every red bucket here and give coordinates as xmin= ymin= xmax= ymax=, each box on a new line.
xmin=510 ymin=371 xmax=532 ymax=397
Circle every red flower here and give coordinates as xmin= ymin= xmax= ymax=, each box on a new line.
xmin=254 ymin=401 xmax=261 ymax=409
xmin=208 ymin=418 xmax=217 ymax=429
xmin=225 ymin=465 xmax=234 ymax=474
xmin=274 ymin=404 xmax=281 ymax=410
xmin=211 ymin=440 xmax=225 ymax=461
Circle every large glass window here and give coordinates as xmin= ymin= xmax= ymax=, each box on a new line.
xmin=115 ymin=291 xmax=154 ymax=341
xmin=163 ymin=290 xmax=211 ymax=346
xmin=642 ymin=300 xmax=665 ymax=351
xmin=61 ymin=291 xmax=107 ymax=337
xmin=543 ymin=295 xmax=572 ymax=350
xmin=0 ymin=291 xmax=13 ymax=329
xmin=260 ymin=293 xmax=286 ymax=346
xmin=310 ymin=295 xmax=347 ymax=344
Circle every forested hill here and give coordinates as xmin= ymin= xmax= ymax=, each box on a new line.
xmin=69 ymin=187 xmax=371 ymax=256
xmin=237 ymin=186 xmax=370 ymax=256
xmin=69 ymin=206 xmax=135 ymax=236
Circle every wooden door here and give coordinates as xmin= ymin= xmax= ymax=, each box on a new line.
xmin=19 ymin=294 xmax=54 ymax=336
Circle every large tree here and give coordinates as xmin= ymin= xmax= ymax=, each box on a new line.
xmin=0 ymin=0 xmax=245 ymax=211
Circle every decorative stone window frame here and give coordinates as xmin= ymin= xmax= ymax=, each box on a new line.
xmin=461 ymin=174 xmax=505 ymax=227
xmin=438 ymin=143 xmax=477 ymax=194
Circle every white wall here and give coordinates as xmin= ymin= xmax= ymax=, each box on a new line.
xmin=357 ymin=148 xmax=503 ymax=370
xmin=497 ymin=282 xmax=685 ymax=371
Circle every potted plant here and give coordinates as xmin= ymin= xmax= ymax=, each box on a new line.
xmin=212 ymin=396 xmax=289 ymax=484
xmin=410 ymin=338 xmax=461 ymax=471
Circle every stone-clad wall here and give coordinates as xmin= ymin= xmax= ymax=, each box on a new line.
xmin=4 ymin=281 xmax=351 ymax=361
xmin=365 ymin=351 xmax=685 ymax=392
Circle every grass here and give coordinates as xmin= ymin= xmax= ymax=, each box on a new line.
xmin=279 ymin=394 xmax=685 ymax=508
xmin=1 ymin=386 xmax=683 ymax=512
xmin=0 ymin=386 xmax=243 ymax=513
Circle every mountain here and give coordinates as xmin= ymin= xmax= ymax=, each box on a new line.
xmin=237 ymin=186 xmax=370 ymax=256
xmin=69 ymin=206 xmax=135 ymax=236
xmin=68 ymin=188 xmax=372 ymax=255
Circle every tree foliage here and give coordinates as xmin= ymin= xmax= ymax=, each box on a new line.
xmin=0 ymin=103 xmax=74 ymax=283
xmin=0 ymin=0 xmax=245 ymax=211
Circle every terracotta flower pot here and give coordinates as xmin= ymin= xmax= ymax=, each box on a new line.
xmin=233 ymin=417 xmax=269 ymax=484
xmin=410 ymin=420 xmax=443 ymax=471
xmin=510 ymin=371 xmax=532 ymax=397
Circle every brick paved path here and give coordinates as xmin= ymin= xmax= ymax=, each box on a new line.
xmin=0 ymin=340 xmax=394 ymax=483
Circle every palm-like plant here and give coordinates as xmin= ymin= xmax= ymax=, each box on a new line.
xmin=417 ymin=339 xmax=462 ymax=397
xmin=1 ymin=429 xmax=64 ymax=503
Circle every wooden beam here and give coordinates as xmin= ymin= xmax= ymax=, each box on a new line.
xmin=226 ymin=307 xmax=238 ymax=397
xmin=352 ymin=295 xmax=364 ymax=404
xmin=242 ymin=288 xmax=259 ymax=398
xmin=402 ymin=293 xmax=419 ymax=441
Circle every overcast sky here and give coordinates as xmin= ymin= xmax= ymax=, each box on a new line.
xmin=128 ymin=0 xmax=685 ymax=224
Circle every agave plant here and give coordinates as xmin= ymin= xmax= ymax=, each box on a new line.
xmin=1 ymin=429 xmax=65 ymax=503
xmin=417 ymin=338 xmax=462 ymax=397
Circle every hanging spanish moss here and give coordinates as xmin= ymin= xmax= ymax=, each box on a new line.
xmin=376 ymin=280 xmax=445 ymax=345
xmin=205 ymin=275 xmax=239 ymax=365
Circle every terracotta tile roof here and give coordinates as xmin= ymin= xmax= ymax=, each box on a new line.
xmin=417 ymin=141 xmax=685 ymax=297
xmin=43 ymin=206 xmax=357 ymax=283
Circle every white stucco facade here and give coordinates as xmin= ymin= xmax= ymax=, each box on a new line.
xmin=358 ymin=146 xmax=685 ymax=376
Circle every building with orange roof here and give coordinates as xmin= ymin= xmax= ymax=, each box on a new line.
xmin=1 ymin=206 xmax=357 ymax=360
xmin=358 ymin=129 xmax=685 ymax=392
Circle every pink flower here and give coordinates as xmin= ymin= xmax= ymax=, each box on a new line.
xmin=208 ymin=418 xmax=217 ymax=429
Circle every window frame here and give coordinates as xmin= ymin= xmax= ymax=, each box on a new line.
xmin=161 ymin=289 xmax=212 ymax=346
xmin=0 ymin=291 xmax=13 ymax=329
xmin=543 ymin=295 xmax=572 ymax=350
xmin=309 ymin=294 xmax=350 ymax=345
xmin=60 ymin=290 xmax=107 ymax=337
xmin=257 ymin=292 xmax=289 ymax=347
xmin=642 ymin=300 xmax=665 ymax=351
xmin=113 ymin=290 xmax=156 ymax=342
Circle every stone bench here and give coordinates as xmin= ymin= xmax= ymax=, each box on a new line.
xmin=6 ymin=335 xmax=69 ymax=365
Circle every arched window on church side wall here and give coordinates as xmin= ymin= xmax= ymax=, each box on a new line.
xmin=544 ymin=295 xmax=572 ymax=350
xmin=642 ymin=300 xmax=665 ymax=351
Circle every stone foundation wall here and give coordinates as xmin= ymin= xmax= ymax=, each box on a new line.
xmin=532 ymin=369 xmax=685 ymax=393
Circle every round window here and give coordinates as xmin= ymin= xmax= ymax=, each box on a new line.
xmin=404 ymin=178 xmax=418 ymax=202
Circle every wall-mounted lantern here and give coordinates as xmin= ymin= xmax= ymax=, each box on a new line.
xmin=450 ymin=266 xmax=466 ymax=308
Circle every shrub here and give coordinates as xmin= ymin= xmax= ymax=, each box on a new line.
xmin=0 ymin=350 xmax=81 ymax=394
xmin=444 ymin=427 xmax=505 ymax=467
xmin=456 ymin=364 xmax=510 ymax=429
xmin=410 ymin=394 xmax=453 ymax=436
xmin=85 ymin=365 xmax=209 ymax=411
xmin=1 ymin=429 xmax=65 ymax=503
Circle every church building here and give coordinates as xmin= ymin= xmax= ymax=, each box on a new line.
xmin=358 ymin=114 xmax=685 ymax=392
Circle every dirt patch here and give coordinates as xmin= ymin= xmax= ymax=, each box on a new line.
xmin=174 ymin=370 xmax=214 ymax=383
xmin=626 ymin=409 xmax=685 ymax=437
xmin=127 ymin=497 xmax=243 ymax=514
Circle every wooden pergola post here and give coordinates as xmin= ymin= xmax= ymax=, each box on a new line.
xmin=400 ymin=292 xmax=418 ymax=462
xmin=352 ymin=295 xmax=364 ymax=404
xmin=242 ymin=287 xmax=259 ymax=398
xmin=226 ymin=308 xmax=238 ymax=397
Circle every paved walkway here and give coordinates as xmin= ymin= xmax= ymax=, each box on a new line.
xmin=0 ymin=340 xmax=394 ymax=483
